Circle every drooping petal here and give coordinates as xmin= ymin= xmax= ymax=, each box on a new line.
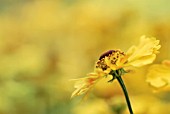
xmin=71 ymin=73 xmax=102 ymax=98
xmin=125 ymin=35 xmax=161 ymax=67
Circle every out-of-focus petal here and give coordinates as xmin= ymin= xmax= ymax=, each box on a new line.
xmin=146 ymin=60 xmax=170 ymax=91
xmin=162 ymin=60 xmax=170 ymax=67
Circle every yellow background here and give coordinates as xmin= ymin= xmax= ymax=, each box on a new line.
xmin=0 ymin=0 xmax=170 ymax=114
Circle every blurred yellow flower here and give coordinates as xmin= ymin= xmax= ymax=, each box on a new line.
xmin=71 ymin=36 xmax=161 ymax=98
xmin=146 ymin=60 xmax=170 ymax=91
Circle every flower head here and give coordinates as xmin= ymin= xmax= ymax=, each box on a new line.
xmin=71 ymin=35 xmax=161 ymax=98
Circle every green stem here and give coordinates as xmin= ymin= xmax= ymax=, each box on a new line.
xmin=116 ymin=76 xmax=133 ymax=114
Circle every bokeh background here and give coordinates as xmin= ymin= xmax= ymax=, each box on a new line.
xmin=0 ymin=0 xmax=170 ymax=114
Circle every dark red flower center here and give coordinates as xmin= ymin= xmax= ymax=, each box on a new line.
xmin=99 ymin=50 xmax=115 ymax=60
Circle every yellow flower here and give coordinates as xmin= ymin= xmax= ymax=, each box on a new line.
xmin=146 ymin=60 xmax=170 ymax=91
xmin=71 ymin=35 xmax=161 ymax=98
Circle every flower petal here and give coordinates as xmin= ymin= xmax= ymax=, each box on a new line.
xmin=126 ymin=35 xmax=161 ymax=67
xmin=126 ymin=54 xmax=156 ymax=67
xmin=71 ymin=73 xmax=102 ymax=98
